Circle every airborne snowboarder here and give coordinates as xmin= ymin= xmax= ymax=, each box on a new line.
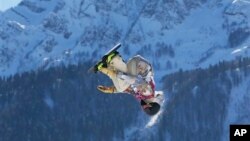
xmin=92 ymin=43 xmax=162 ymax=116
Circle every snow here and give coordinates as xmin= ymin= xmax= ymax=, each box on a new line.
xmin=192 ymin=85 xmax=199 ymax=97
xmin=222 ymin=76 xmax=250 ymax=141
xmin=44 ymin=95 xmax=54 ymax=109
xmin=231 ymin=46 xmax=249 ymax=54
xmin=0 ymin=0 xmax=249 ymax=77
xmin=232 ymin=0 xmax=239 ymax=3
xmin=232 ymin=49 xmax=242 ymax=54
xmin=145 ymin=108 xmax=163 ymax=128
xmin=43 ymin=57 xmax=49 ymax=61
xmin=8 ymin=20 xmax=25 ymax=29
xmin=0 ymin=0 xmax=250 ymax=140
xmin=123 ymin=90 xmax=166 ymax=141
xmin=233 ymin=0 xmax=250 ymax=4
xmin=145 ymin=91 xmax=165 ymax=128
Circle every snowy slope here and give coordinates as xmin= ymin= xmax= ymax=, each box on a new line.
xmin=0 ymin=0 xmax=249 ymax=77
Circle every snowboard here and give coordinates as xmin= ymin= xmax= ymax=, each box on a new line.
xmin=88 ymin=43 xmax=122 ymax=73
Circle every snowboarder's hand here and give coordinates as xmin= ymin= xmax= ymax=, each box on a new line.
xmin=97 ymin=85 xmax=115 ymax=93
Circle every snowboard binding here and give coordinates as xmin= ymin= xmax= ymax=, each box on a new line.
xmin=93 ymin=51 xmax=119 ymax=73
xmin=89 ymin=43 xmax=122 ymax=73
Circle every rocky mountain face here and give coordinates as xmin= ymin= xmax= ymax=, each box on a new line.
xmin=0 ymin=0 xmax=249 ymax=76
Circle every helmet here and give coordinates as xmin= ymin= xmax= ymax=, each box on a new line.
xmin=141 ymin=100 xmax=160 ymax=116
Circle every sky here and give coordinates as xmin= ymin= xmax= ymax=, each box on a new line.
xmin=0 ymin=0 xmax=22 ymax=11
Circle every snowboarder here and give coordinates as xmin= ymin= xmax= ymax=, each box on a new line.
xmin=94 ymin=50 xmax=161 ymax=116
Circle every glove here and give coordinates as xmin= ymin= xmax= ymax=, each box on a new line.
xmin=97 ymin=85 xmax=115 ymax=94
xmin=94 ymin=61 xmax=107 ymax=73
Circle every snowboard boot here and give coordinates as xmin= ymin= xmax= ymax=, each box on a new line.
xmin=94 ymin=51 xmax=119 ymax=73
xmin=97 ymin=85 xmax=116 ymax=93
xmin=94 ymin=61 xmax=107 ymax=73
xmin=102 ymin=51 xmax=119 ymax=64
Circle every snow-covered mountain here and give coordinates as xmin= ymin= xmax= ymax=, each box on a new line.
xmin=0 ymin=0 xmax=249 ymax=77
xmin=0 ymin=0 xmax=250 ymax=141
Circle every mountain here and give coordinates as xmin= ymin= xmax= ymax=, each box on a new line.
xmin=0 ymin=0 xmax=249 ymax=76
xmin=0 ymin=0 xmax=250 ymax=141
